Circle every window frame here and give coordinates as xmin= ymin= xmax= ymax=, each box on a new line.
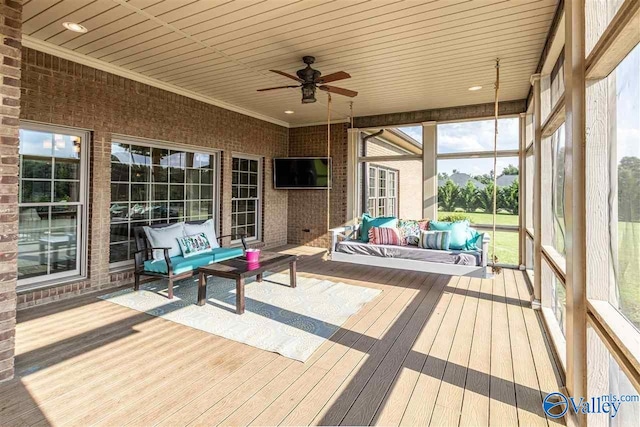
xmin=17 ymin=121 xmax=90 ymax=290
xmin=231 ymin=153 xmax=262 ymax=244
xmin=108 ymin=135 xmax=221 ymax=269
xmin=365 ymin=164 xmax=399 ymax=218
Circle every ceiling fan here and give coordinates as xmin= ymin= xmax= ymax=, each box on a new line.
xmin=257 ymin=56 xmax=358 ymax=104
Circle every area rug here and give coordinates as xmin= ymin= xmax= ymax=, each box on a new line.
xmin=99 ymin=273 xmax=381 ymax=362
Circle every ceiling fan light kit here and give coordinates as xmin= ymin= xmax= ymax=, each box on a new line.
xmin=258 ymin=56 xmax=358 ymax=104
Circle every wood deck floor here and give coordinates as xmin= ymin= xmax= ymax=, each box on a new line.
xmin=1 ymin=245 xmax=564 ymax=426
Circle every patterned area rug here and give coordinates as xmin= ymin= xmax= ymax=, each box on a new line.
xmin=99 ymin=273 xmax=381 ymax=362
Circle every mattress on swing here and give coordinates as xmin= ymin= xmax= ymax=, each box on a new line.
xmin=334 ymin=240 xmax=482 ymax=266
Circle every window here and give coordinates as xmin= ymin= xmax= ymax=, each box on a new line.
xmin=611 ymin=45 xmax=640 ymax=330
xmin=587 ymin=325 xmax=640 ymax=426
xmin=550 ymin=123 xmax=566 ymax=257
xmin=437 ymin=117 xmax=519 ymax=154
xmin=542 ymin=259 xmax=566 ymax=367
xmin=232 ymin=156 xmax=261 ymax=241
xmin=110 ymin=141 xmax=217 ymax=264
xmin=18 ymin=125 xmax=88 ymax=286
xmin=436 ymin=157 xmax=520 ymax=226
xmin=525 ymin=147 xmax=534 ymax=231
xmin=366 ymin=165 xmax=398 ymax=217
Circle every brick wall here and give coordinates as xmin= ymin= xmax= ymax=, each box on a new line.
xmin=0 ymin=0 xmax=21 ymax=383
xmin=287 ymin=123 xmax=348 ymax=248
xmin=16 ymin=47 xmax=289 ymax=308
xmin=363 ymin=137 xmax=423 ymax=220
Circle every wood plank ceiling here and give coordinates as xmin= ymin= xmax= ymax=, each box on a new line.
xmin=21 ymin=0 xmax=558 ymax=126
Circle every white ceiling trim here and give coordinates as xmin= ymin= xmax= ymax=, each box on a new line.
xmin=289 ymin=118 xmax=351 ymax=128
xmin=21 ymin=35 xmax=291 ymax=128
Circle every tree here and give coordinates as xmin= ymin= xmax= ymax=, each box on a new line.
xmin=499 ymin=180 xmax=519 ymax=214
xmin=438 ymin=180 xmax=461 ymax=212
xmin=438 ymin=172 xmax=449 ymax=180
xmin=458 ymin=180 xmax=478 ymax=212
xmin=475 ymin=182 xmax=495 ymax=213
xmin=501 ymin=164 xmax=519 ymax=175
xmin=618 ymin=156 xmax=640 ymax=222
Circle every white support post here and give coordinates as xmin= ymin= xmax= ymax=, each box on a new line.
xmin=519 ymin=112 xmax=526 ymax=269
xmin=346 ymin=128 xmax=360 ymax=225
xmin=422 ymin=121 xmax=437 ymax=220
xmin=531 ymin=73 xmax=543 ymax=309
xmin=565 ymin=1 xmax=588 ymax=425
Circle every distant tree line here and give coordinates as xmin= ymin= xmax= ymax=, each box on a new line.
xmin=438 ymin=165 xmax=519 ymax=214
xmin=438 ymin=179 xmax=519 ymax=214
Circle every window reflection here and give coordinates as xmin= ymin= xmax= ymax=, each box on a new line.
xmin=109 ymin=142 xmax=216 ymax=263
xmin=18 ymin=129 xmax=84 ymax=283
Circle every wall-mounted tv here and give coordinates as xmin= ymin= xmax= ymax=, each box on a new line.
xmin=273 ymin=157 xmax=332 ymax=189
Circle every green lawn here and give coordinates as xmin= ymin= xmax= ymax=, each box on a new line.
xmin=438 ymin=211 xmax=519 ymax=265
xmin=437 ymin=211 xmax=639 ymax=329
xmin=618 ymin=221 xmax=640 ymax=329
xmin=438 ymin=210 xmax=519 ymax=226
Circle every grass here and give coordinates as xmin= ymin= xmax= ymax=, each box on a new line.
xmin=438 ymin=210 xmax=519 ymax=226
xmin=438 ymin=211 xmax=519 ymax=265
xmin=438 ymin=210 xmax=639 ymax=329
xmin=618 ymin=221 xmax=640 ymax=329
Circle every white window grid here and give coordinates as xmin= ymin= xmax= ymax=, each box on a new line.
xmin=232 ymin=155 xmax=261 ymax=242
xmin=367 ymin=165 xmax=398 ymax=218
xmin=109 ymin=141 xmax=218 ymax=266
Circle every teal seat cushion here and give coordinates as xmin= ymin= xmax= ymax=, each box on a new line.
xmin=428 ymin=220 xmax=470 ymax=250
xmin=360 ymin=213 xmax=397 ymax=243
xmin=143 ymin=247 xmax=244 ymax=275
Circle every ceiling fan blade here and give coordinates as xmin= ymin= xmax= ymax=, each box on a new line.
xmin=257 ymin=85 xmax=299 ymax=92
xmin=270 ymin=70 xmax=303 ymax=82
xmin=318 ymin=71 xmax=351 ymax=84
xmin=319 ymin=85 xmax=358 ymax=97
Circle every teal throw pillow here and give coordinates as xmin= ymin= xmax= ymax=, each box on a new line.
xmin=360 ymin=214 xmax=397 ymax=243
xmin=465 ymin=229 xmax=484 ymax=250
xmin=428 ymin=220 xmax=469 ymax=250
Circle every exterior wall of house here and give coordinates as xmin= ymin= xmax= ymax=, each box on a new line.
xmin=364 ymin=137 xmax=423 ymax=220
xmin=287 ymin=123 xmax=348 ymax=248
xmin=15 ymin=47 xmax=289 ymax=309
xmin=0 ymin=0 xmax=22 ymax=383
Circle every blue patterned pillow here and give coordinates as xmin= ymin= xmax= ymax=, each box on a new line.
xmin=177 ymin=232 xmax=212 ymax=258
xmin=418 ymin=230 xmax=451 ymax=250
xmin=397 ymin=219 xmax=421 ymax=245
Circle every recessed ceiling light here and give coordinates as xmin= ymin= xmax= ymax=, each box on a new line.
xmin=468 ymin=85 xmax=483 ymax=91
xmin=284 ymin=110 xmax=294 ymax=114
xmin=62 ymin=22 xmax=88 ymax=33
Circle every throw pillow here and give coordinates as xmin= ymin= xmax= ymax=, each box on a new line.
xmin=143 ymin=222 xmax=185 ymax=261
xmin=428 ymin=220 xmax=469 ymax=250
xmin=360 ymin=213 xmax=397 ymax=243
xmin=466 ymin=229 xmax=484 ymax=250
xmin=418 ymin=230 xmax=451 ymax=250
xmin=184 ymin=219 xmax=220 ymax=249
xmin=397 ymin=219 xmax=421 ymax=245
xmin=177 ymin=233 xmax=213 ymax=258
xmin=368 ymin=227 xmax=404 ymax=246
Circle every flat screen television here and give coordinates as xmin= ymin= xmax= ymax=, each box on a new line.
xmin=273 ymin=157 xmax=332 ymax=189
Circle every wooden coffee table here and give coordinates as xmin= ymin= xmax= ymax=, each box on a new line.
xmin=197 ymin=251 xmax=298 ymax=314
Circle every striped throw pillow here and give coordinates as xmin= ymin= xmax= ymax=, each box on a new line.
xmin=368 ymin=227 xmax=403 ymax=246
xmin=418 ymin=230 xmax=451 ymax=250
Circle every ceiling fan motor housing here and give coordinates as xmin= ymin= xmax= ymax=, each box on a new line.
xmin=301 ymin=83 xmax=317 ymax=103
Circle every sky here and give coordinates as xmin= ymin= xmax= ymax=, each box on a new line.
xmin=394 ymin=118 xmax=520 ymax=176
xmin=616 ymin=43 xmax=639 ymax=164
